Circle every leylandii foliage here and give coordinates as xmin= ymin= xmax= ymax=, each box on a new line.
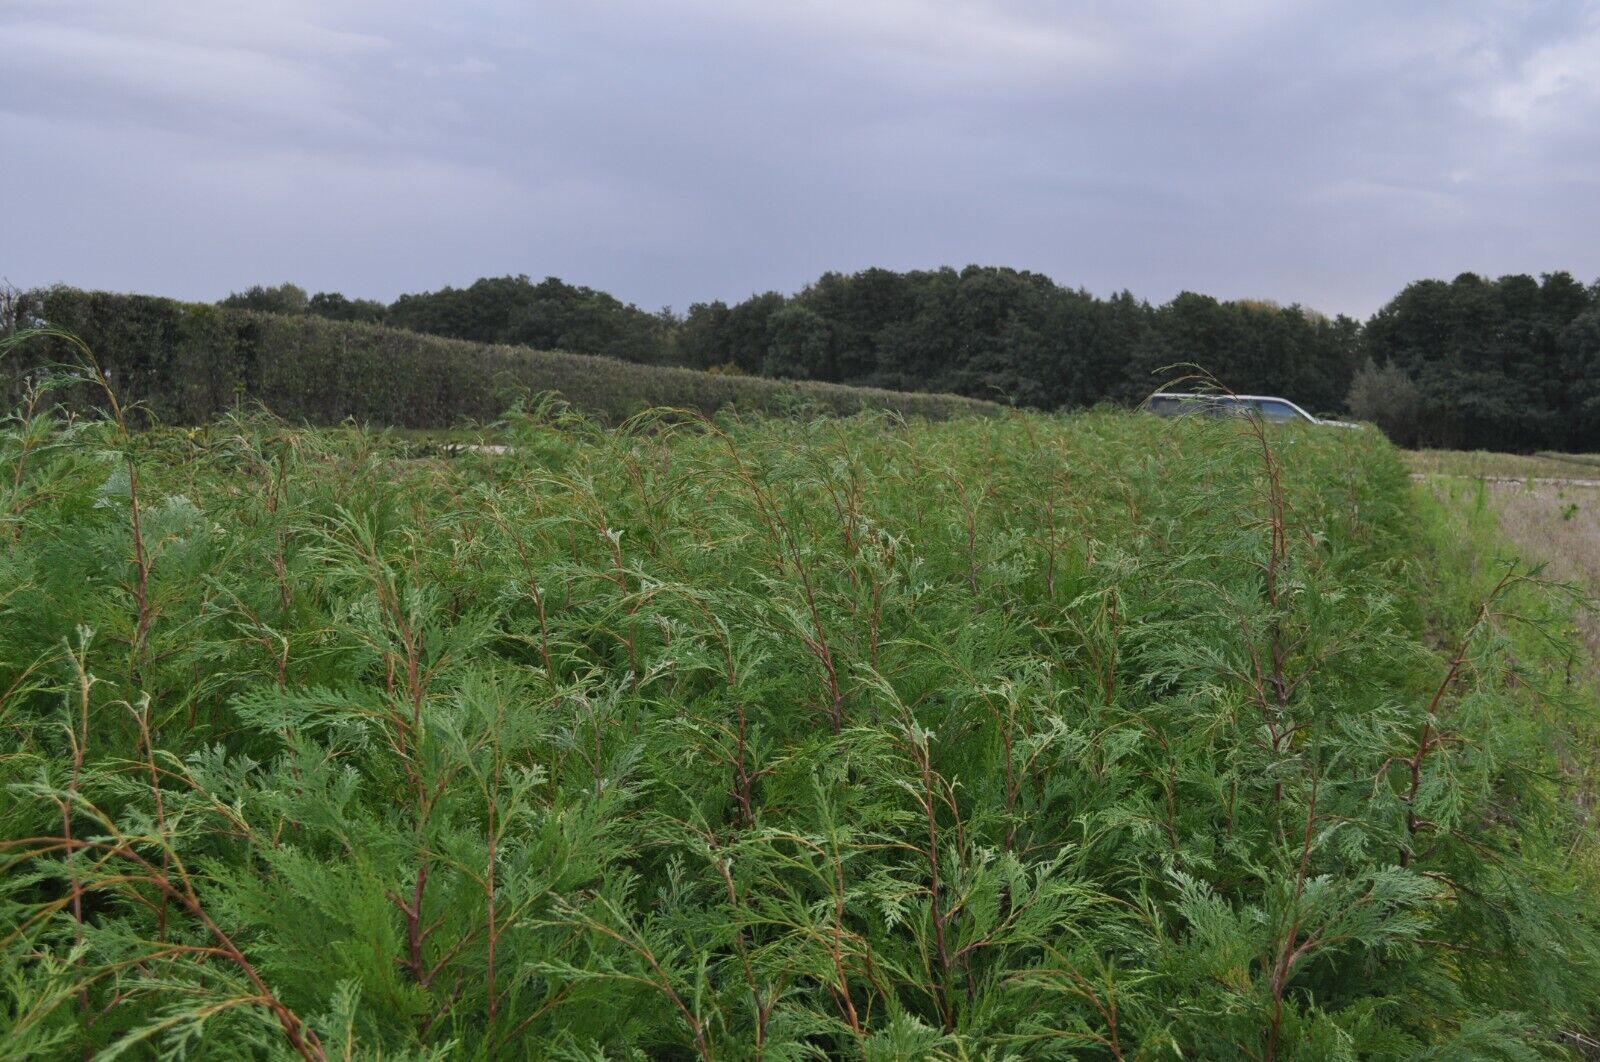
xmin=1 ymin=376 xmax=1597 ymax=1057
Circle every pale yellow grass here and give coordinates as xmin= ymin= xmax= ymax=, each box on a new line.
xmin=1406 ymin=449 xmax=1600 ymax=480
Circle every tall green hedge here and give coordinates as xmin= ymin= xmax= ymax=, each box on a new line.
xmin=4 ymin=287 xmax=1000 ymax=426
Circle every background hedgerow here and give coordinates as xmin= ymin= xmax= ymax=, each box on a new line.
xmin=2 ymin=288 xmax=1000 ymax=428
xmin=2 ymin=354 xmax=1598 ymax=1057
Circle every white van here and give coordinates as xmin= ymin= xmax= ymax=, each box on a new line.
xmin=1142 ymin=393 xmax=1359 ymax=428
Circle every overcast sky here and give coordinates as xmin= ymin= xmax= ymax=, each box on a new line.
xmin=3 ymin=1 xmax=1598 ymax=318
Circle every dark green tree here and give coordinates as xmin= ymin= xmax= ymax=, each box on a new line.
xmin=307 ymin=292 xmax=386 ymax=324
xmin=762 ymin=305 xmax=831 ymax=379
xmin=220 ymin=283 xmax=309 ymax=316
xmin=387 ymin=275 xmax=674 ymax=364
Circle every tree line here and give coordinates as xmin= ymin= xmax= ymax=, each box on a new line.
xmin=205 ymin=266 xmax=1600 ymax=453
xmin=2 ymin=288 xmax=994 ymax=429
xmin=221 ymin=277 xmax=677 ymax=366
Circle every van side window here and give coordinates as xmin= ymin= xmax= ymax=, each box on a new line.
xmin=1254 ymin=399 xmax=1302 ymax=423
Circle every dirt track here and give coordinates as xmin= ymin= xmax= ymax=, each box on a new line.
xmin=1410 ymin=472 xmax=1600 ymax=489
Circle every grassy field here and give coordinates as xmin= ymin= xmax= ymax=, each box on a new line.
xmin=1413 ymin=454 xmax=1600 ymax=671
xmin=1405 ymin=449 xmax=1600 ymax=481
xmin=1409 ymin=469 xmax=1600 ymax=928
xmin=4 ymin=398 xmax=1600 ymax=1058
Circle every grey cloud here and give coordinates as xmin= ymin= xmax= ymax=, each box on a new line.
xmin=3 ymin=0 xmax=1597 ymax=317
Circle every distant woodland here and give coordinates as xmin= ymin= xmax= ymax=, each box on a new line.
xmin=14 ymin=266 xmax=1600 ymax=451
